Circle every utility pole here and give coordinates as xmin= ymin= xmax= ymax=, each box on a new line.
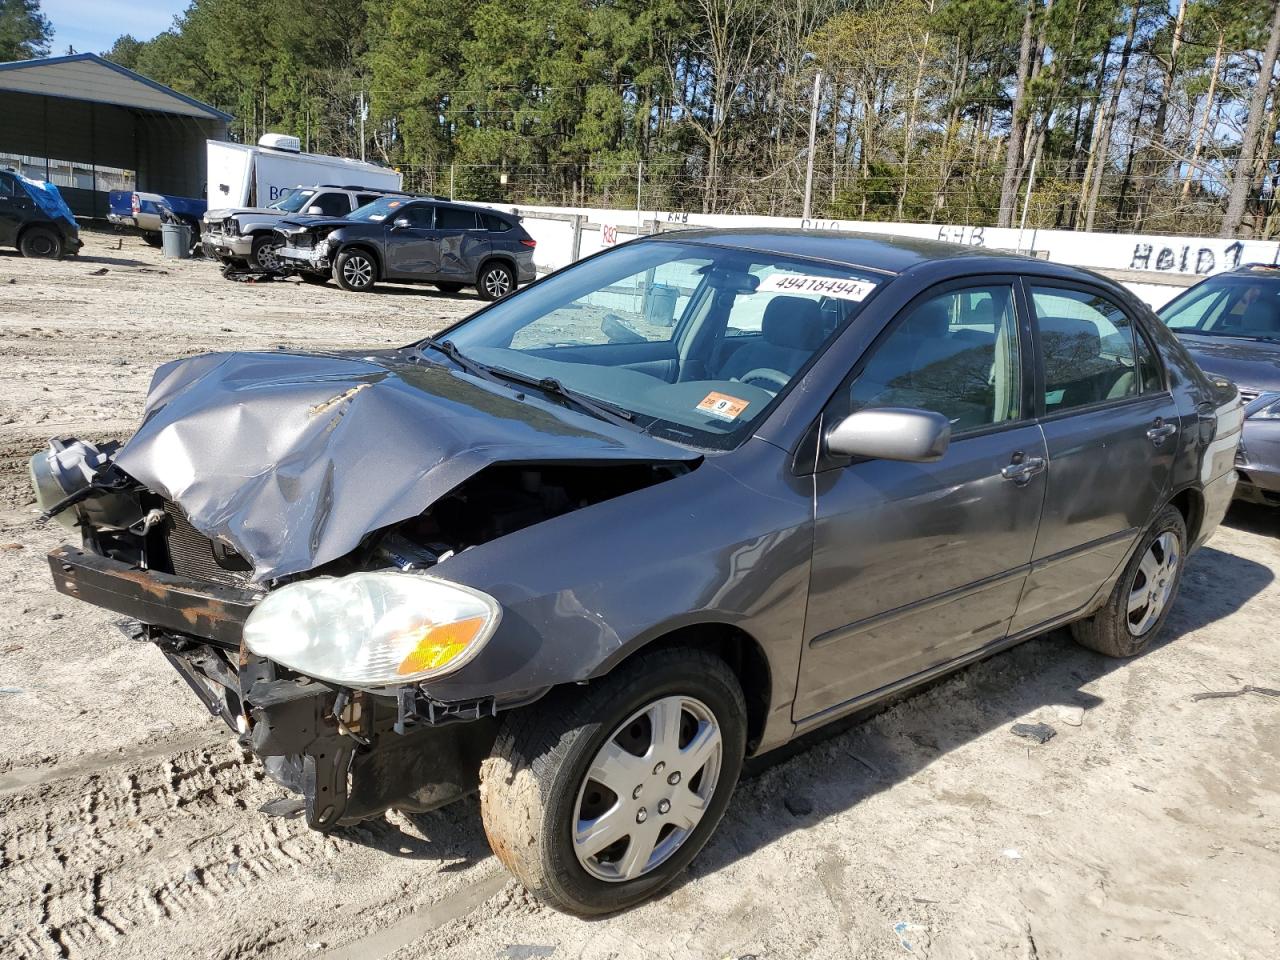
xmin=636 ymin=160 xmax=644 ymax=236
xmin=803 ymin=71 xmax=822 ymax=221
xmin=358 ymin=88 xmax=366 ymax=162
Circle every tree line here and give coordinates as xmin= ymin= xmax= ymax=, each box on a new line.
xmin=7 ymin=0 xmax=1280 ymax=238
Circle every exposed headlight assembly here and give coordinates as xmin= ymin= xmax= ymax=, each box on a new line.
xmin=1247 ymin=393 xmax=1280 ymax=419
xmin=243 ymin=572 xmax=501 ymax=689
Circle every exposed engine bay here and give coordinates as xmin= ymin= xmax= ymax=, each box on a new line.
xmin=35 ymin=433 xmax=692 ymax=830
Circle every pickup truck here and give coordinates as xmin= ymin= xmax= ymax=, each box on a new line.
xmin=108 ymin=190 xmax=206 ymax=247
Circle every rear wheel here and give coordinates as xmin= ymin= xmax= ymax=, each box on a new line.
xmin=480 ymin=648 xmax=746 ymax=915
xmin=434 ymin=281 xmax=465 ymax=293
xmin=1071 ymin=504 xmax=1187 ymax=657
xmin=251 ymin=234 xmax=284 ymax=271
xmin=333 ymin=249 xmax=377 ymax=292
xmin=477 ymin=261 xmax=515 ymax=301
xmin=141 ymin=231 xmax=162 ymax=248
xmin=19 ymin=227 xmax=62 ymax=259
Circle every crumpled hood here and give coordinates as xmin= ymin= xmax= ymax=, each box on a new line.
xmin=114 ymin=350 xmax=696 ymax=582
xmin=1178 ymin=334 xmax=1280 ymax=393
xmin=206 ymin=207 xmax=277 ymax=220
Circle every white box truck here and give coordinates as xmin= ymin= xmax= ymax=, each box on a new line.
xmin=203 ymin=134 xmax=405 ymax=268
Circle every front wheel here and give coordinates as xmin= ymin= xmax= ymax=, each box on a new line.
xmin=333 ymin=249 xmax=377 ymax=292
xmin=480 ymin=648 xmax=746 ymax=915
xmin=476 ymin=262 xmax=515 ymax=301
xmin=251 ymin=234 xmax=284 ymax=271
xmin=19 ymin=227 xmax=62 ymax=259
xmin=1071 ymin=504 xmax=1187 ymax=657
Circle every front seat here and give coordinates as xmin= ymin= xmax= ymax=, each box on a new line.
xmin=720 ymin=296 xmax=824 ymax=382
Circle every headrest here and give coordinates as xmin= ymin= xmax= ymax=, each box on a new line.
xmin=1241 ymin=297 xmax=1280 ymax=333
xmin=901 ymin=298 xmax=952 ymax=340
xmin=1039 ymin=315 xmax=1103 ymax=379
xmin=762 ymin=296 xmax=824 ymax=350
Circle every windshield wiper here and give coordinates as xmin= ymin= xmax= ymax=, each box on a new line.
xmin=419 ymin=338 xmax=507 ymax=385
xmin=488 ymin=367 xmax=637 ymax=428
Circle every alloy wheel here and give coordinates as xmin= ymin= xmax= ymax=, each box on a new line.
xmin=572 ymin=695 xmax=722 ymax=883
xmin=342 ymin=256 xmax=373 ymax=288
xmin=1126 ymin=531 xmax=1180 ymax=636
xmin=483 ymin=267 xmax=512 ymax=298
xmin=257 ymin=243 xmax=283 ymax=270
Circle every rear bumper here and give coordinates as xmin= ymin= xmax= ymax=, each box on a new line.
xmin=107 ymin=213 xmax=137 ymax=229
xmin=47 ymin=543 xmax=495 ymax=829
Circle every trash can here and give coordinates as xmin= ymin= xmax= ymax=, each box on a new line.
xmin=161 ymin=221 xmax=192 ymax=259
xmin=644 ymin=283 xmax=679 ymax=326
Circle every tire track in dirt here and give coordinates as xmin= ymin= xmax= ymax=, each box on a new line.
xmin=0 ymin=739 xmax=504 ymax=960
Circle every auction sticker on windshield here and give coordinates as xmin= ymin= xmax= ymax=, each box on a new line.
xmin=757 ymin=274 xmax=877 ymax=301
xmin=697 ymin=391 xmax=750 ymax=422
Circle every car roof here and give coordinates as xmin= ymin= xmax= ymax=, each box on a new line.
xmin=645 ymin=227 xmax=1108 ymax=283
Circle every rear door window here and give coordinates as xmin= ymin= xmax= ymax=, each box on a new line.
xmin=437 ymin=207 xmax=479 ymax=230
xmin=1029 ymin=285 xmax=1139 ymax=413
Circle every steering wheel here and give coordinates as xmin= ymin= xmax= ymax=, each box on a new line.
xmin=736 ymin=368 xmax=790 ymax=393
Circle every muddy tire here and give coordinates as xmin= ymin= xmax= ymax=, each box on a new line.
xmin=250 ymin=234 xmax=284 ymax=271
xmin=480 ymin=648 xmax=746 ymax=915
xmin=19 ymin=226 xmax=62 ymax=259
xmin=434 ymin=281 xmax=465 ymax=293
xmin=1071 ymin=504 xmax=1187 ymax=657
xmin=476 ymin=262 xmax=515 ymax=301
xmin=141 ymin=231 xmax=163 ymax=248
xmin=333 ymin=249 xmax=377 ymax=292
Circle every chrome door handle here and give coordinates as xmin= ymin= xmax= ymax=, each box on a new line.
xmin=1001 ymin=455 xmax=1046 ymax=484
xmin=1147 ymin=419 xmax=1177 ymax=446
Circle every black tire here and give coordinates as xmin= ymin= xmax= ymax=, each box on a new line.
xmin=333 ymin=248 xmax=377 ymax=292
xmin=250 ymin=234 xmax=284 ymax=271
xmin=476 ymin=261 xmax=516 ymax=301
xmin=142 ymin=231 xmax=163 ymax=248
xmin=480 ymin=648 xmax=746 ymax=915
xmin=1071 ymin=504 xmax=1187 ymax=657
xmin=434 ymin=281 xmax=465 ymax=293
xmin=19 ymin=227 xmax=62 ymax=259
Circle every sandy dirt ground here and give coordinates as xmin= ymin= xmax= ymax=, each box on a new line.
xmin=1 ymin=232 xmax=1278 ymax=960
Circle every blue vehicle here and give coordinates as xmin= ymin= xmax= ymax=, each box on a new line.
xmin=0 ymin=168 xmax=82 ymax=258
xmin=108 ymin=189 xmax=206 ymax=247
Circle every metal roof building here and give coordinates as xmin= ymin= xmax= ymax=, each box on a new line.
xmin=0 ymin=53 xmax=231 ymax=218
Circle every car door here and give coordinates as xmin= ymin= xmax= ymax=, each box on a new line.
xmin=382 ymin=203 xmax=439 ymax=278
xmin=0 ymin=174 xmax=27 ymax=246
xmin=433 ymin=206 xmax=489 ymax=281
xmin=1008 ymin=280 xmax=1182 ymax=632
xmin=794 ymin=279 xmax=1049 ymax=722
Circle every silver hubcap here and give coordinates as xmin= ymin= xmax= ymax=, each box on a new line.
xmin=573 ymin=695 xmax=722 ymax=883
xmin=483 ymin=267 xmax=512 ymax=298
xmin=1127 ymin=531 xmax=1180 ymax=636
xmin=258 ymin=243 xmax=282 ymax=269
xmin=343 ymin=256 xmax=373 ymax=287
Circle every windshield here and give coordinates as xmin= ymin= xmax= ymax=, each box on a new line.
xmin=1159 ymin=275 xmax=1280 ymax=340
xmin=267 ymin=189 xmax=317 ymax=213
xmin=436 ymin=240 xmax=883 ymax=450
xmin=348 ymin=196 xmax=409 ymax=222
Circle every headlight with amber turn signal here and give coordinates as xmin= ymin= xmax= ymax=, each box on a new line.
xmin=243 ymin=572 xmax=501 ymax=689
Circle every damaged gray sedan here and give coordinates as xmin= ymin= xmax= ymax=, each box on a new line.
xmin=35 ymin=231 xmax=1241 ymax=913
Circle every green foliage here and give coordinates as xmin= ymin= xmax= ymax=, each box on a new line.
xmin=0 ymin=0 xmax=51 ymax=61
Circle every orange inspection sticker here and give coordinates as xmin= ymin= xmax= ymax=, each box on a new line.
xmin=697 ymin=391 xmax=750 ymax=421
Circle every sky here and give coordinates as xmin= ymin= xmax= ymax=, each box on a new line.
xmin=41 ymin=0 xmax=189 ymax=57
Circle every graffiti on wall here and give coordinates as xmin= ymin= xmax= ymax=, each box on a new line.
xmin=936 ymin=225 xmax=986 ymax=246
xmin=1128 ymin=240 xmax=1252 ymax=275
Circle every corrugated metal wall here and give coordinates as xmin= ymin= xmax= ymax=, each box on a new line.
xmin=0 ymin=90 xmax=227 ymax=217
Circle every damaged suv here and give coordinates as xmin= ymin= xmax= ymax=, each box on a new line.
xmin=37 ymin=232 xmax=1240 ymax=914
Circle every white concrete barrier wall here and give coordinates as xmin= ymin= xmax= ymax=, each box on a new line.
xmin=488 ymin=202 xmax=1277 ymax=310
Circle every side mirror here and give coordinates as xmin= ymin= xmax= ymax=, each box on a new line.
xmin=826 ymin=407 xmax=950 ymax=462
xmin=391 ymin=217 xmax=411 ymax=230
xmin=306 ymin=205 xmax=324 ymax=215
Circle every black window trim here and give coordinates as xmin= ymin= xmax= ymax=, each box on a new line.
xmin=816 ymin=273 xmax=1037 ymax=471
xmin=1019 ymin=276 xmax=1170 ymax=424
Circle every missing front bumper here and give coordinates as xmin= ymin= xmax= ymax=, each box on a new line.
xmin=47 ymin=545 xmax=498 ymax=830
